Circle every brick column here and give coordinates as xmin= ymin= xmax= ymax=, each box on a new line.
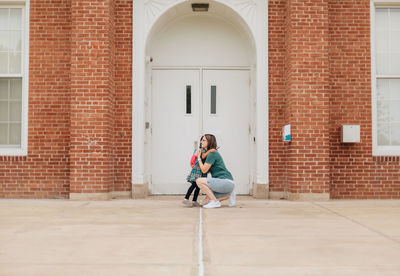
xmin=69 ymin=0 xmax=115 ymax=200
xmin=284 ymin=0 xmax=330 ymax=200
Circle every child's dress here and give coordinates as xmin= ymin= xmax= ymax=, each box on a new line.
xmin=186 ymin=148 xmax=206 ymax=182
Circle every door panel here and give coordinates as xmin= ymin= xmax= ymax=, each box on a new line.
xmin=151 ymin=69 xmax=250 ymax=194
xmin=151 ymin=69 xmax=200 ymax=194
xmin=202 ymin=70 xmax=250 ymax=194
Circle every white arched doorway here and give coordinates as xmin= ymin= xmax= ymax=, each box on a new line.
xmin=132 ymin=0 xmax=269 ymax=197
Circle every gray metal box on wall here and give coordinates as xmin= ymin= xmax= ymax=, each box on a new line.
xmin=341 ymin=125 xmax=360 ymax=143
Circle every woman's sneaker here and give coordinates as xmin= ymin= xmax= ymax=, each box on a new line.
xmin=228 ymin=191 xmax=236 ymax=207
xmin=202 ymin=200 xmax=221 ymax=209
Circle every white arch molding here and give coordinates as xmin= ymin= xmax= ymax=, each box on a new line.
xmin=132 ymin=0 xmax=269 ymax=198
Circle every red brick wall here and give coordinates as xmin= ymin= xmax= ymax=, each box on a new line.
xmin=269 ymin=0 xmax=332 ymax=198
xmin=268 ymin=0 xmax=287 ymax=195
xmin=284 ymin=0 xmax=331 ymax=196
xmin=329 ymin=0 xmax=400 ymax=199
xmin=267 ymin=0 xmax=400 ymax=199
xmin=69 ymin=0 xmax=116 ymax=194
xmin=0 ymin=0 xmax=71 ymax=198
xmin=114 ymin=0 xmax=132 ymax=193
xmin=0 ymin=0 xmax=133 ymax=199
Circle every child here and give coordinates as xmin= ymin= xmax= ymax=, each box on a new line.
xmin=182 ymin=136 xmax=215 ymax=207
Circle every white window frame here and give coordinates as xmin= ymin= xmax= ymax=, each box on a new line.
xmin=371 ymin=0 xmax=400 ymax=156
xmin=0 ymin=0 xmax=29 ymax=156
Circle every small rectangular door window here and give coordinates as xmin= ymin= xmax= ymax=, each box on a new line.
xmin=211 ymin=85 xmax=216 ymax=114
xmin=186 ymin=85 xmax=191 ymax=114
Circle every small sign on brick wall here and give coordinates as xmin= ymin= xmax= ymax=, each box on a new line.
xmin=282 ymin=124 xmax=291 ymax=142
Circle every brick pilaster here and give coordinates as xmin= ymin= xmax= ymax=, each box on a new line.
xmin=69 ymin=0 xmax=115 ymax=199
xmin=284 ymin=0 xmax=330 ymax=200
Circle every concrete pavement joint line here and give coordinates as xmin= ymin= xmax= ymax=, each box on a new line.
xmin=311 ymin=202 xmax=400 ymax=246
xmin=1 ymin=262 xmax=399 ymax=268
xmin=198 ymin=207 xmax=204 ymax=276
xmin=0 ymin=262 xmax=196 ymax=266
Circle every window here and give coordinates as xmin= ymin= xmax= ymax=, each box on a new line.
xmin=186 ymin=85 xmax=191 ymax=114
xmin=210 ymin=85 xmax=216 ymax=114
xmin=372 ymin=5 xmax=400 ymax=155
xmin=0 ymin=3 xmax=28 ymax=156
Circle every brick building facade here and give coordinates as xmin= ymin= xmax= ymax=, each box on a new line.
xmin=0 ymin=0 xmax=399 ymax=200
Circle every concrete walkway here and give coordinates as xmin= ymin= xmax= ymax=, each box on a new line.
xmin=0 ymin=197 xmax=400 ymax=276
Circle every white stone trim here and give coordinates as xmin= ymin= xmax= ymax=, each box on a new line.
xmin=69 ymin=192 xmax=132 ymax=201
xmin=372 ymin=0 xmax=400 ymax=6
xmin=109 ymin=191 xmax=132 ymax=199
xmin=70 ymin=193 xmax=110 ymax=201
xmin=288 ymin=193 xmax=330 ymax=202
xmin=132 ymin=0 xmax=269 ymax=192
xmin=0 ymin=1 xmax=26 ymax=4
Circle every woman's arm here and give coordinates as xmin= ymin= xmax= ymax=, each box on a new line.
xmin=197 ymin=156 xmax=212 ymax=173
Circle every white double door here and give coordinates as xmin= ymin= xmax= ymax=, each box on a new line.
xmin=151 ymin=69 xmax=251 ymax=194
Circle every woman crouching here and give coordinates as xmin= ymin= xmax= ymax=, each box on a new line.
xmin=195 ymin=134 xmax=235 ymax=208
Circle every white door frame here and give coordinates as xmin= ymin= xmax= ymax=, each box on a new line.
xmin=132 ymin=0 xmax=269 ymax=195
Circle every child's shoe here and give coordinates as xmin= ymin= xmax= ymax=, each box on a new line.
xmin=182 ymin=199 xmax=193 ymax=207
xmin=192 ymin=201 xmax=201 ymax=207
